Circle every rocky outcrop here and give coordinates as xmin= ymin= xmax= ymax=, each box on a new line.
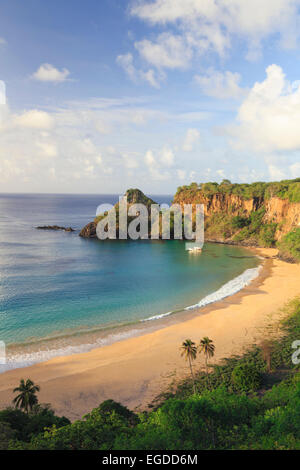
xmin=79 ymin=222 xmax=97 ymax=238
xmin=36 ymin=225 xmax=75 ymax=232
xmin=80 ymin=189 xmax=156 ymax=239
xmin=123 ymin=188 xmax=156 ymax=208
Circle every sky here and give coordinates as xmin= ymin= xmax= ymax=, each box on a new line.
xmin=1 ymin=0 xmax=300 ymax=194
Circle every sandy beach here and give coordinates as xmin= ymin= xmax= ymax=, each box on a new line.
xmin=0 ymin=247 xmax=299 ymax=420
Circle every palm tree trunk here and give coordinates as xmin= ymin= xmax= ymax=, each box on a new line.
xmin=188 ymin=356 xmax=196 ymax=394
xmin=25 ymin=395 xmax=29 ymax=414
xmin=205 ymin=354 xmax=208 ymax=375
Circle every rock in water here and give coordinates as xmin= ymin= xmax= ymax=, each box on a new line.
xmin=36 ymin=225 xmax=75 ymax=232
xmin=79 ymin=222 xmax=97 ymax=238
xmin=79 ymin=188 xmax=156 ymax=239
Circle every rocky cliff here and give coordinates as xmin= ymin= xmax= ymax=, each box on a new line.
xmin=79 ymin=180 xmax=300 ymax=260
xmin=173 ymin=191 xmax=262 ymax=218
xmin=173 ymin=191 xmax=300 ymax=241
xmin=264 ymin=197 xmax=300 ymax=236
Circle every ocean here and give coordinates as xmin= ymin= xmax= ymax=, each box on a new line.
xmin=0 ymin=193 xmax=260 ymax=372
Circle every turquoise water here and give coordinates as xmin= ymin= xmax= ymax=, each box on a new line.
xmin=0 ymin=194 xmax=260 ymax=369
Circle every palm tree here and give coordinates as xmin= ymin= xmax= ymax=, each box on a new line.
xmin=181 ymin=339 xmax=197 ymax=394
xmin=199 ymin=337 xmax=215 ymax=376
xmin=12 ymin=379 xmax=40 ymax=414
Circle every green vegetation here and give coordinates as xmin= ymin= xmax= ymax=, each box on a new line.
xmin=0 ymin=380 xmax=70 ymax=447
xmin=278 ymin=228 xmax=300 ymax=263
xmin=94 ymin=188 xmax=156 ymax=226
xmin=175 ymin=178 xmax=300 ymax=202
xmin=1 ymin=299 xmax=300 ymax=450
xmin=232 ymin=208 xmax=278 ymax=247
xmin=0 ymin=405 xmax=70 ymax=446
xmin=202 ymin=207 xmax=278 ymax=247
xmin=231 ymin=215 xmax=251 ymax=229
xmin=231 ymin=362 xmax=262 ymax=392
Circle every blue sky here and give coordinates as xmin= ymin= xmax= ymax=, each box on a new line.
xmin=1 ymin=0 xmax=300 ymax=194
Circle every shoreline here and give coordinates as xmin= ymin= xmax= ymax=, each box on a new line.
xmin=0 ymin=247 xmax=299 ymax=420
xmin=1 ymin=242 xmax=260 ymax=372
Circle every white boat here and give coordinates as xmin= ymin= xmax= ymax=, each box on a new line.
xmin=187 ymin=246 xmax=202 ymax=253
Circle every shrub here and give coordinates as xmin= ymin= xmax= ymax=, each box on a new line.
xmin=231 ymin=363 xmax=262 ymax=392
xmin=232 ymin=216 xmax=250 ymax=229
xmin=259 ymin=223 xmax=277 ymax=247
xmin=0 ymin=422 xmax=16 ymax=450
xmin=278 ymin=228 xmax=300 ymax=263
xmin=0 ymin=405 xmax=70 ymax=444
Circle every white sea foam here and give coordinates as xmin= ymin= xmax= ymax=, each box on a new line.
xmin=185 ymin=265 xmax=262 ymax=311
xmin=142 ymin=311 xmax=172 ymax=322
xmin=0 ymin=329 xmax=141 ymax=374
xmin=142 ymin=265 xmax=261 ymax=321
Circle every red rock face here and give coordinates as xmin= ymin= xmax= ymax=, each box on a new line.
xmin=264 ymin=197 xmax=300 ymax=239
xmin=173 ymin=192 xmax=300 ymax=241
xmin=173 ymin=192 xmax=262 ymax=217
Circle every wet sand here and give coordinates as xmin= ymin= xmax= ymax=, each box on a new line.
xmin=0 ymin=248 xmax=299 ymax=420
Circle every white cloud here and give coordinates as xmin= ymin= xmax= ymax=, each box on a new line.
xmin=183 ymin=128 xmax=200 ymax=152
xmin=129 ymin=0 xmax=300 ymax=70
xmin=0 ymin=81 xmax=6 ymax=104
xmin=52 ymin=98 xmax=165 ymax=129
xmin=268 ymin=164 xmax=287 ymax=180
xmin=160 ymin=147 xmax=174 ymax=167
xmin=49 ymin=167 xmax=56 ymax=178
xmin=227 ymin=65 xmax=300 ymax=153
xmin=116 ymin=53 xmax=137 ymax=82
xmin=177 ymin=169 xmax=186 ymax=180
xmin=2 ymin=93 xmax=278 ymax=192
xmin=0 ymin=97 xmax=175 ymax=190
xmin=94 ymin=118 xmax=111 ymax=135
xmin=78 ymin=138 xmax=97 ymax=155
xmin=144 ymin=148 xmax=173 ymax=180
xmin=95 ymin=154 xmax=103 ymax=165
xmin=290 ymin=162 xmax=300 ymax=177
xmin=135 ymin=33 xmax=192 ymax=69
xmin=36 ymin=141 xmax=58 ymax=158
xmin=216 ymin=169 xmax=226 ymax=179
xmin=195 ymin=69 xmax=246 ymax=100
xmin=0 ymin=37 xmax=6 ymax=45
xmin=145 ymin=147 xmax=175 ymax=168
xmin=140 ymin=69 xmax=163 ymax=88
xmin=122 ymin=153 xmax=139 ymax=169
xmin=116 ymin=52 xmax=162 ymax=87
xmin=145 ymin=149 xmax=156 ymax=167
xmin=32 ymin=64 xmax=71 ymax=83
xmin=12 ymin=110 xmax=54 ymax=130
